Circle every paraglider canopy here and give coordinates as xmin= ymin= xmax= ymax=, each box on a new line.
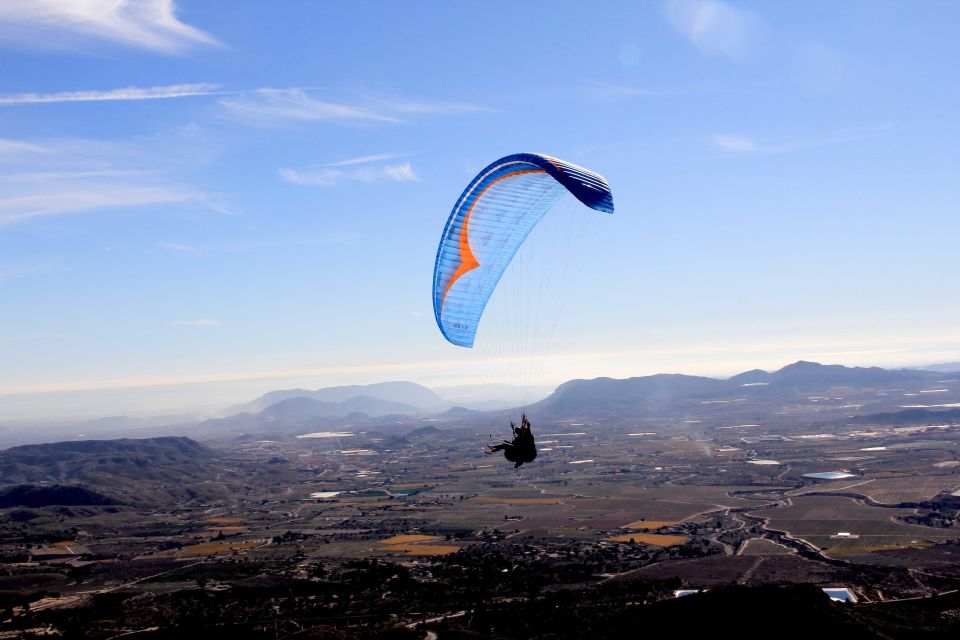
xmin=432 ymin=153 xmax=614 ymax=348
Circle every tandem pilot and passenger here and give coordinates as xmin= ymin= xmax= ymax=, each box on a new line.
xmin=486 ymin=412 xmax=537 ymax=468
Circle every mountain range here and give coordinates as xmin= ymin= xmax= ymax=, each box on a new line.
xmin=1 ymin=361 xmax=956 ymax=448
xmin=221 ymin=381 xmax=448 ymax=416
xmin=197 ymin=360 xmax=956 ymax=431
xmin=531 ymin=360 xmax=948 ymax=418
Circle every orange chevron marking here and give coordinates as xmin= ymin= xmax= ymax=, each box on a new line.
xmin=441 ymin=168 xmax=546 ymax=311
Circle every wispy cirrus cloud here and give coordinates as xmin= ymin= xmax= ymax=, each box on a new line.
xmin=369 ymin=96 xmax=495 ymax=117
xmin=280 ymin=154 xmax=419 ymax=187
xmin=2 ymin=170 xmax=153 ymax=183
xmin=0 ymin=83 xmax=489 ymax=128
xmin=221 ymin=89 xmax=399 ymax=125
xmin=0 ymin=133 xmax=218 ymax=228
xmin=173 ymin=319 xmax=221 ymax=327
xmin=323 ymin=152 xmax=407 ymax=167
xmin=579 ymin=81 xmax=665 ymax=101
xmin=157 ymin=233 xmax=361 ymax=258
xmin=0 ymin=83 xmax=221 ymax=106
xmin=664 ymin=0 xmax=763 ymax=61
xmin=711 ymin=134 xmax=756 ymax=152
xmin=710 ymin=125 xmax=894 ymax=155
xmin=279 ymin=164 xmax=418 ymax=187
xmin=0 ymin=0 xmax=219 ymax=54
xmin=0 ymin=186 xmax=198 ymax=227
xmin=0 ymin=138 xmax=49 ymax=156
xmin=220 ymin=88 xmax=491 ymax=126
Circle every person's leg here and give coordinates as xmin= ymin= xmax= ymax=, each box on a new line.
xmin=487 ymin=440 xmax=515 ymax=453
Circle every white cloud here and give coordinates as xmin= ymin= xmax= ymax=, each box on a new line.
xmin=382 ymin=163 xmax=418 ymax=182
xmin=173 ymin=319 xmax=221 ymax=326
xmin=0 ymin=133 xmax=218 ymax=228
xmin=323 ymin=153 xmax=406 ymax=167
xmin=0 ymin=83 xmax=221 ymax=106
xmin=711 ymin=125 xmax=893 ymax=155
xmin=711 ymin=134 xmax=756 ymax=152
xmin=0 ymin=138 xmax=49 ymax=156
xmin=220 ymin=89 xmax=401 ymax=126
xmin=369 ymin=96 xmax=494 ymax=117
xmin=0 ymin=0 xmax=219 ymax=54
xmin=580 ymin=81 xmax=664 ymax=100
xmin=220 ymin=88 xmax=491 ymax=126
xmin=664 ymin=0 xmax=762 ymax=61
xmin=279 ymin=162 xmax=419 ymax=187
xmin=0 ymin=185 xmax=197 ymax=227
xmin=2 ymin=170 xmax=152 ymax=183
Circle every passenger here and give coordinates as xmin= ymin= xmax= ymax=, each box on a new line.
xmin=486 ymin=413 xmax=537 ymax=468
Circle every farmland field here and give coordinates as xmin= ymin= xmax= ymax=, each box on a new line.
xmin=852 ymin=476 xmax=960 ymax=504
xmin=756 ymin=495 xmax=960 ymax=556
xmin=630 ymin=555 xmax=846 ymax=587
xmin=380 ymin=544 xmax=461 ymax=556
xmin=624 ymin=520 xmax=679 ymax=529
xmin=787 ymin=475 xmax=960 ymax=503
xmin=739 ymin=538 xmax=794 ymax=555
xmin=181 ymin=540 xmax=264 ymax=556
xmin=418 ymin=481 xmax=771 ymax=540
xmin=473 ymin=497 xmax=565 ymax=505
xmin=379 ymin=534 xmax=440 ymax=545
xmin=606 ymin=533 xmax=689 ymax=545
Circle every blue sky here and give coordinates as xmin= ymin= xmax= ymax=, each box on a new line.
xmin=1 ymin=1 xmax=959 ymax=418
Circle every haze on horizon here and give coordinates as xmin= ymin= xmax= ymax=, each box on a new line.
xmin=2 ymin=1 xmax=959 ymax=421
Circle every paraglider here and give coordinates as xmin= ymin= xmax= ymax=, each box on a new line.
xmin=432 ymin=152 xmax=613 ymax=466
xmin=432 ymin=153 xmax=613 ymax=348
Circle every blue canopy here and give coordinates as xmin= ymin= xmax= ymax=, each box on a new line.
xmin=432 ymin=153 xmax=614 ymax=347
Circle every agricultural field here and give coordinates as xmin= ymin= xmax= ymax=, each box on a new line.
xmin=181 ymin=539 xmax=267 ymax=556
xmin=739 ymin=538 xmax=794 ymax=556
xmin=414 ymin=481 xmax=769 ymax=541
xmin=786 ymin=475 xmax=960 ymax=504
xmin=852 ymin=475 xmax=960 ymax=504
xmin=628 ymin=555 xmax=847 ymax=588
xmin=606 ymin=533 xmax=689 ymax=545
xmin=624 ymin=520 xmax=679 ymax=529
xmin=756 ymin=495 xmax=960 ymax=556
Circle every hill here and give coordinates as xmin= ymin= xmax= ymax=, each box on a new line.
xmin=767 ymin=360 xmax=939 ymax=389
xmin=0 ymin=437 xmax=221 ymax=504
xmin=921 ymin=362 xmax=960 ymax=373
xmin=223 ymin=381 xmax=447 ymax=416
xmin=532 ymin=361 xmax=944 ymax=418
xmin=728 ymin=360 xmax=941 ymax=389
xmin=535 ymin=373 xmax=728 ymax=416
xmin=259 ymin=394 xmax=419 ymax=419
xmin=0 ymin=484 xmax=118 ymax=508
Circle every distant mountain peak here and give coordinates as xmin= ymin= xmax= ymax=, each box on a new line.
xmin=221 ymin=381 xmax=449 ymax=417
xmin=728 ymin=368 xmax=770 ymax=384
xmin=779 ymin=360 xmax=824 ymax=370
